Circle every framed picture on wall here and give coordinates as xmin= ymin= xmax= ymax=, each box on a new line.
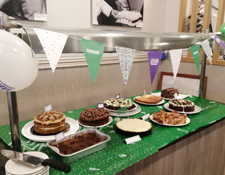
xmin=92 ymin=0 xmax=144 ymax=28
xmin=0 ymin=0 xmax=47 ymax=21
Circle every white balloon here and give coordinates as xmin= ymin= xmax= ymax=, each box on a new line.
xmin=0 ymin=30 xmax=38 ymax=91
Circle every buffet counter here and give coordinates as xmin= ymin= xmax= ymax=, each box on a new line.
xmin=1 ymin=93 xmax=225 ymax=175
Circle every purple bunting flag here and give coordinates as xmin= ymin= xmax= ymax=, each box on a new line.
xmin=148 ymin=51 xmax=162 ymax=84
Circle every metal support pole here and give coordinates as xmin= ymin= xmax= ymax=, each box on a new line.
xmin=7 ymin=92 xmax=21 ymax=152
xmin=1 ymin=13 xmax=21 ymax=152
xmin=198 ymin=29 xmax=209 ymax=98
xmin=198 ymin=52 xmax=207 ymax=98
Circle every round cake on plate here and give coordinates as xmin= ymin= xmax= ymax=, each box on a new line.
xmin=161 ymin=88 xmax=179 ymax=99
xmin=169 ymin=99 xmax=195 ymax=112
xmin=79 ymin=107 xmax=110 ymax=126
xmin=115 ymin=118 xmax=152 ymax=137
xmin=34 ymin=111 xmax=66 ymax=135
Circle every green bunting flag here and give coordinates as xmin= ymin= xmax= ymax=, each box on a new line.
xmin=219 ymin=23 xmax=225 ymax=35
xmin=190 ymin=44 xmax=200 ymax=72
xmin=79 ymin=38 xmax=105 ymax=83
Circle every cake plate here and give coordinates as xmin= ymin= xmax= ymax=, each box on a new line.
xmin=164 ymin=103 xmax=202 ymax=114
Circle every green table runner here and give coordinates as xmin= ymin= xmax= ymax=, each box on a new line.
xmin=0 ymin=95 xmax=225 ymax=175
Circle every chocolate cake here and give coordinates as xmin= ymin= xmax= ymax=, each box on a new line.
xmin=79 ymin=108 xmax=110 ymax=126
xmin=34 ymin=111 xmax=66 ymax=135
xmin=49 ymin=131 xmax=107 ymax=155
xmin=169 ymin=99 xmax=195 ymax=112
xmin=161 ymin=88 xmax=179 ymax=99
xmin=104 ymin=98 xmax=135 ymax=110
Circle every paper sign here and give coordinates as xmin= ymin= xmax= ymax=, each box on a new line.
xmin=98 ymin=103 xmax=104 ymax=108
xmin=44 ymin=104 xmax=52 ymax=112
xmin=79 ymin=38 xmax=105 ymax=83
xmin=55 ymin=132 xmax=65 ymax=142
xmin=115 ymin=46 xmax=135 ymax=86
xmin=211 ymin=35 xmax=225 ymax=49
xmin=116 ymin=94 xmax=120 ymax=99
xmin=190 ymin=44 xmax=200 ymax=72
xmin=174 ymin=93 xmax=178 ymax=99
xmin=201 ymin=39 xmax=212 ymax=64
xmin=117 ymin=108 xmax=127 ymax=115
xmin=34 ymin=13 xmax=47 ymax=21
xmin=33 ymin=28 xmax=68 ymax=72
xmin=0 ymin=80 xmax=15 ymax=91
xmin=147 ymin=51 xmax=162 ymax=84
xmin=169 ymin=49 xmax=183 ymax=79
xmin=124 ymin=135 xmax=141 ymax=144
xmin=141 ymin=113 xmax=150 ymax=120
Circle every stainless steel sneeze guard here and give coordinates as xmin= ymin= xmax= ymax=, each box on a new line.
xmin=20 ymin=27 xmax=225 ymax=54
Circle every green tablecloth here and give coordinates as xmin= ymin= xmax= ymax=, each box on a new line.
xmin=1 ymin=94 xmax=225 ymax=175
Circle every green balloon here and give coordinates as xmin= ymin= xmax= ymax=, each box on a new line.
xmin=219 ymin=23 xmax=225 ymax=35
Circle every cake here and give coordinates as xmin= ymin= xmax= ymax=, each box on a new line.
xmin=104 ymin=98 xmax=135 ymax=110
xmin=161 ymin=88 xmax=179 ymax=99
xmin=115 ymin=118 xmax=152 ymax=136
xmin=49 ymin=130 xmax=107 ymax=155
xmin=135 ymin=94 xmax=163 ymax=104
xmin=153 ymin=110 xmax=187 ymax=125
xmin=34 ymin=111 xmax=66 ymax=135
xmin=79 ymin=107 xmax=110 ymax=126
xmin=169 ymin=99 xmax=195 ymax=112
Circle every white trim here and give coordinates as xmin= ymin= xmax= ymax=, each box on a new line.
xmin=37 ymin=53 xmax=149 ymax=69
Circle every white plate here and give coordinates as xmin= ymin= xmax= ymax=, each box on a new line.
xmin=78 ymin=116 xmax=113 ymax=128
xmin=164 ymin=103 xmax=202 ymax=114
xmin=151 ymin=92 xmax=189 ymax=100
xmin=5 ymin=151 xmax=49 ymax=175
xmin=104 ymin=103 xmax=138 ymax=112
xmin=109 ymin=104 xmax=141 ymax=117
xmin=134 ymin=96 xmax=165 ymax=106
xmin=21 ymin=117 xmax=79 ymax=142
xmin=150 ymin=114 xmax=190 ymax=126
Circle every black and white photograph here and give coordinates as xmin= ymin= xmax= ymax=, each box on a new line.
xmin=0 ymin=0 xmax=47 ymax=21
xmin=92 ymin=0 xmax=144 ymax=28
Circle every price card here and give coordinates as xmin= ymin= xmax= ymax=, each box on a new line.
xmin=55 ymin=132 xmax=65 ymax=142
xmin=141 ymin=113 xmax=150 ymax=120
xmin=124 ymin=135 xmax=141 ymax=144
xmin=117 ymin=107 xmax=127 ymax=115
xmin=98 ymin=103 xmax=104 ymax=108
xmin=116 ymin=94 xmax=120 ymax=99
xmin=44 ymin=104 xmax=52 ymax=112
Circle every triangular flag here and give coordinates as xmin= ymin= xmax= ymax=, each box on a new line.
xmin=33 ymin=28 xmax=68 ymax=73
xmin=79 ymin=38 xmax=105 ymax=83
xmin=169 ymin=49 xmax=183 ymax=79
xmin=115 ymin=46 xmax=135 ymax=86
xmin=190 ymin=44 xmax=200 ymax=72
xmin=211 ymin=35 xmax=225 ymax=49
xmin=147 ymin=51 xmax=162 ymax=84
xmin=201 ymin=39 xmax=212 ymax=65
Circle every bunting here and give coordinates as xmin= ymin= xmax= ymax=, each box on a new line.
xmin=33 ymin=28 xmax=68 ymax=72
xmin=201 ymin=39 xmax=213 ymax=65
xmin=169 ymin=49 xmax=183 ymax=79
xmin=190 ymin=44 xmax=200 ymax=72
xmin=79 ymin=38 xmax=105 ymax=83
xmin=147 ymin=51 xmax=162 ymax=84
xmin=115 ymin=46 xmax=135 ymax=86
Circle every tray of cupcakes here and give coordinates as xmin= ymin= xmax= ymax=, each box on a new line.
xmin=103 ymin=98 xmax=141 ymax=117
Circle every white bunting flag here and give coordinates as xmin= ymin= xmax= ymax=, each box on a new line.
xmin=201 ymin=39 xmax=213 ymax=65
xmin=169 ymin=49 xmax=183 ymax=80
xmin=115 ymin=46 xmax=135 ymax=86
xmin=33 ymin=28 xmax=68 ymax=72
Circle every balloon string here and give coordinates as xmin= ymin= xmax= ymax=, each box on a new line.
xmin=21 ymin=27 xmax=36 ymax=59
